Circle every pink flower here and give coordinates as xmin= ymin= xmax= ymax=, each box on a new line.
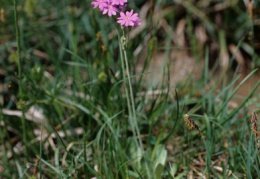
xmin=112 ymin=0 xmax=127 ymax=6
xmin=91 ymin=0 xmax=141 ymax=28
xmin=102 ymin=0 xmax=118 ymax=16
xmin=91 ymin=0 xmax=107 ymax=11
xmin=117 ymin=10 xmax=141 ymax=27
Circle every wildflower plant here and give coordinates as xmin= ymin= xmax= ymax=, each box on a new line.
xmin=91 ymin=0 xmax=143 ymax=150
xmin=91 ymin=0 xmax=141 ymax=27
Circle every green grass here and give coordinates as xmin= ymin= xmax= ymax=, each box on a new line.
xmin=0 ymin=0 xmax=260 ymax=178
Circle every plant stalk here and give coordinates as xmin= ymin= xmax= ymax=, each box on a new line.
xmin=14 ymin=0 xmax=27 ymax=154
xmin=119 ymin=33 xmax=143 ymax=151
xmin=13 ymin=0 xmax=22 ymax=89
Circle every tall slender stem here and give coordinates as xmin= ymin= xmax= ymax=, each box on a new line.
xmin=13 ymin=0 xmax=22 ymax=89
xmin=119 ymin=34 xmax=143 ymax=150
xmin=14 ymin=0 xmax=27 ymax=153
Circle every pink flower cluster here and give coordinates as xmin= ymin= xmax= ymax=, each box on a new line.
xmin=91 ymin=0 xmax=141 ymax=27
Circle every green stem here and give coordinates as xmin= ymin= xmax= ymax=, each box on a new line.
xmin=13 ymin=0 xmax=22 ymax=89
xmin=119 ymin=33 xmax=143 ymax=151
xmin=119 ymin=36 xmax=134 ymax=137
xmin=14 ymin=0 xmax=27 ymax=154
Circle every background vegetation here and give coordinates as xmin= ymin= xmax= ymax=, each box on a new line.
xmin=0 ymin=0 xmax=260 ymax=178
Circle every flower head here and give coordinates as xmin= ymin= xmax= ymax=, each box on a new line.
xmin=117 ymin=10 xmax=141 ymax=27
xmin=112 ymin=0 xmax=127 ymax=6
xmin=91 ymin=0 xmax=141 ymax=28
xmin=102 ymin=0 xmax=118 ymax=16
xmin=91 ymin=0 xmax=107 ymax=11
